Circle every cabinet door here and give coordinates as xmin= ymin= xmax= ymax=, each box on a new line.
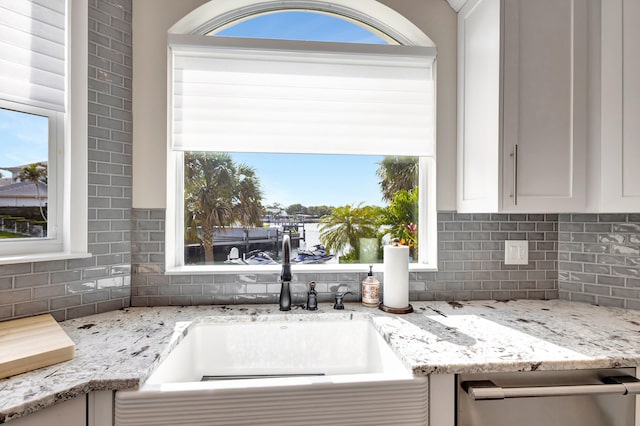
xmin=601 ymin=0 xmax=640 ymax=212
xmin=457 ymin=0 xmax=502 ymax=213
xmin=10 ymin=396 xmax=86 ymax=426
xmin=501 ymin=0 xmax=587 ymax=212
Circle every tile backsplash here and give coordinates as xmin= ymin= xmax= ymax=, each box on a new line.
xmin=5 ymin=206 xmax=640 ymax=321
xmin=131 ymin=211 xmax=559 ymax=306
xmin=558 ymin=214 xmax=640 ymax=310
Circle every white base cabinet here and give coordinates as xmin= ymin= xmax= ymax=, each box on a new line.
xmin=457 ymin=0 xmax=587 ymax=213
xmin=9 ymin=396 xmax=85 ymax=426
xmin=9 ymin=391 xmax=113 ymax=426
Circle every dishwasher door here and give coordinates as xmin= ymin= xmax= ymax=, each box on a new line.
xmin=457 ymin=368 xmax=638 ymax=426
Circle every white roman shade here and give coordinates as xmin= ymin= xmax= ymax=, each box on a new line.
xmin=0 ymin=0 xmax=66 ymax=112
xmin=169 ymin=35 xmax=436 ymax=156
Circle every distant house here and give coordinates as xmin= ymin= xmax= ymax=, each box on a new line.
xmin=0 ymin=163 xmax=48 ymax=207
xmin=0 ymin=181 xmax=48 ymax=207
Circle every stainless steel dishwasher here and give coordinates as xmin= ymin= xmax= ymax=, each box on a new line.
xmin=457 ymin=368 xmax=639 ymax=426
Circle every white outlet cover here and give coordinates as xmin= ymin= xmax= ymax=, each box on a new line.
xmin=505 ymin=240 xmax=528 ymax=265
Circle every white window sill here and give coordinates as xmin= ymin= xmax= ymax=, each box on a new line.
xmin=166 ymin=263 xmax=437 ymax=275
xmin=0 ymin=252 xmax=92 ymax=266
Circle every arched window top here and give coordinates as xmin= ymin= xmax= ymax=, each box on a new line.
xmin=208 ymin=10 xmax=393 ymax=45
xmin=169 ymin=0 xmax=435 ymax=47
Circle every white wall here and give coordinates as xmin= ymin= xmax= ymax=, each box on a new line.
xmin=132 ymin=0 xmax=458 ymax=210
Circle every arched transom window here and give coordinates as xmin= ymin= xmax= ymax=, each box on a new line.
xmin=165 ymin=1 xmax=438 ymax=273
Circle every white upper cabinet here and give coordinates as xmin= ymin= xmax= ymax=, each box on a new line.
xmin=457 ymin=0 xmax=588 ymax=213
xmin=599 ymin=0 xmax=640 ymax=212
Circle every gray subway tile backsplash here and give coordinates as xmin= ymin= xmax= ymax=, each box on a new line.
xmin=124 ymin=211 xmax=639 ymax=311
xmin=558 ymin=214 xmax=640 ymax=309
xmin=130 ymin=211 xmax=559 ymax=307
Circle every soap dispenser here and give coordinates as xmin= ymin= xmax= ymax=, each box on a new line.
xmin=306 ymin=281 xmax=318 ymax=311
xmin=361 ymin=265 xmax=380 ymax=307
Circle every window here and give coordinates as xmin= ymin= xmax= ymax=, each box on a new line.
xmin=167 ymin=3 xmax=437 ymax=272
xmin=0 ymin=107 xmax=54 ymax=241
xmin=0 ymin=0 xmax=88 ymax=263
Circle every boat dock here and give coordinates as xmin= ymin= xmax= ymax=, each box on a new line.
xmin=185 ymin=224 xmax=305 ymax=264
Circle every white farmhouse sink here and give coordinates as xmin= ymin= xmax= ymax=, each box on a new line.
xmin=143 ymin=313 xmax=411 ymax=389
xmin=116 ymin=314 xmax=428 ymax=426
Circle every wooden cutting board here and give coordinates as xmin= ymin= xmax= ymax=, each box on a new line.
xmin=0 ymin=314 xmax=75 ymax=379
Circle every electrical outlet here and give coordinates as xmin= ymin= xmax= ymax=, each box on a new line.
xmin=504 ymin=240 xmax=528 ymax=265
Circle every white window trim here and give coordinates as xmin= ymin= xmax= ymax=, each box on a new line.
xmin=165 ymin=0 xmax=438 ymax=273
xmin=0 ymin=0 xmax=88 ymax=265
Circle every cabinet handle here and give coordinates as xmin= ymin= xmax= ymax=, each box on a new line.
xmin=510 ymin=144 xmax=518 ymax=206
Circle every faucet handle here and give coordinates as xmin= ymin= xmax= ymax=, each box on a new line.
xmin=333 ymin=291 xmax=353 ymax=310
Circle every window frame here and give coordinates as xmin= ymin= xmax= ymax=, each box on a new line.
xmin=0 ymin=101 xmax=62 ymax=255
xmin=0 ymin=0 xmax=88 ymax=265
xmin=167 ymin=154 xmax=436 ymax=274
xmin=165 ymin=1 xmax=438 ymax=273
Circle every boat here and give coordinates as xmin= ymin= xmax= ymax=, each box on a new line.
xmin=292 ymin=244 xmax=334 ymax=264
xmin=224 ymin=247 xmax=278 ymax=265
xmin=244 ymin=250 xmax=278 ymax=265
xmin=224 ymin=245 xmax=333 ymax=265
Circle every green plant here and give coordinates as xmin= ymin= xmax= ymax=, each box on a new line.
xmin=378 ymin=189 xmax=419 ymax=258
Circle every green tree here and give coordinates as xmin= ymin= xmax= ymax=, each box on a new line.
xmin=376 ymin=156 xmax=419 ymax=202
xmin=18 ymin=162 xmax=48 ymax=221
xmin=184 ymin=153 xmax=263 ymax=264
xmin=286 ymin=203 xmax=308 ymax=215
xmin=318 ymin=204 xmax=379 ymax=258
xmin=378 ymin=189 xmax=419 ymax=257
xmin=308 ymin=205 xmax=332 ymax=217
xmin=266 ymin=202 xmax=284 ymax=211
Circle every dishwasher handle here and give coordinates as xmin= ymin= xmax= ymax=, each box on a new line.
xmin=462 ymin=375 xmax=640 ymax=400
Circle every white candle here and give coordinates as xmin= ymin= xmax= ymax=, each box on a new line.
xmin=383 ymin=241 xmax=409 ymax=309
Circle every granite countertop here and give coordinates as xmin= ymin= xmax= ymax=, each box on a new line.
xmin=2 ymin=299 xmax=640 ymax=422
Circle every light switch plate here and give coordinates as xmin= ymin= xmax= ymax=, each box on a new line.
xmin=505 ymin=240 xmax=528 ymax=265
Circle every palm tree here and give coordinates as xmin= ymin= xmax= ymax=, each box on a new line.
xmin=18 ymin=162 xmax=48 ymax=221
xmin=184 ymin=153 xmax=263 ymax=264
xmin=233 ymin=163 xmax=263 ymax=229
xmin=376 ymin=156 xmax=419 ymax=202
xmin=318 ymin=204 xmax=379 ymax=258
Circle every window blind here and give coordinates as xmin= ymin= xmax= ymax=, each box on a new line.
xmin=169 ymin=35 xmax=436 ymax=157
xmin=0 ymin=0 xmax=66 ymax=112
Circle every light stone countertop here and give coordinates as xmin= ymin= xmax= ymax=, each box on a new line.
xmin=1 ymin=299 xmax=640 ymax=423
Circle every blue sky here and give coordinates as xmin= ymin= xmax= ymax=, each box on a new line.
xmin=231 ymin=153 xmax=386 ymax=207
xmin=215 ymin=10 xmax=388 ymax=44
xmin=0 ymin=108 xmax=48 ymax=176
xmin=0 ymin=11 xmax=389 ymax=207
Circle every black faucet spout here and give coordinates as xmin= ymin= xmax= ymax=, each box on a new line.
xmin=279 ymin=234 xmax=292 ymax=311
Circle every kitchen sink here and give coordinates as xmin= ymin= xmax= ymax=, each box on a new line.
xmin=115 ymin=313 xmax=429 ymax=426
xmin=143 ymin=313 xmax=411 ymax=388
